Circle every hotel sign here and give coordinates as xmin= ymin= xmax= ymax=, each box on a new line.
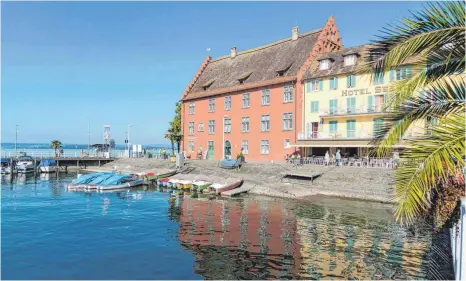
xmin=341 ymin=85 xmax=391 ymax=96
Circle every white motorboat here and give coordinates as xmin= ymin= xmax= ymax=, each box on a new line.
xmin=16 ymin=155 xmax=36 ymax=174
xmin=0 ymin=158 xmax=17 ymax=174
xmin=39 ymin=159 xmax=57 ymax=173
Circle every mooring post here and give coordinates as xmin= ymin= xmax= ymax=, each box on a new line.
xmin=9 ymin=158 xmax=13 ymax=183
xmin=33 ymin=158 xmax=37 ymax=182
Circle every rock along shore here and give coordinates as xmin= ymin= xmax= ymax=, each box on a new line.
xmin=81 ymin=158 xmax=395 ymax=203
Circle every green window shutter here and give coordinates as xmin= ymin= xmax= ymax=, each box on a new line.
xmin=406 ymin=67 xmax=412 ymax=78
xmin=346 ymin=75 xmax=350 ymax=88
xmin=335 ymin=77 xmax=338 ymax=89
xmin=329 ymin=78 xmax=334 ymax=89
xmin=316 ymin=101 xmax=319 ymax=112
xmin=368 ymin=96 xmax=374 ymax=112
xmin=389 ymin=70 xmax=395 ymax=81
xmin=352 ymin=75 xmax=356 ymax=87
xmin=329 ymin=121 xmax=338 ymax=132
xmin=319 ymin=80 xmax=323 ymax=91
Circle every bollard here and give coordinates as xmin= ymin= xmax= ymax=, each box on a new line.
xmin=33 ymin=158 xmax=37 ymax=182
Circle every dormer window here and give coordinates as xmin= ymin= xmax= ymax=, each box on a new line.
xmin=344 ymin=55 xmax=356 ymax=66
xmin=238 ymin=72 xmax=252 ymax=84
xmin=276 ymin=63 xmax=293 ymax=77
xmin=319 ymin=59 xmax=330 ymax=70
xmin=202 ymin=80 xmax=215 ymax=90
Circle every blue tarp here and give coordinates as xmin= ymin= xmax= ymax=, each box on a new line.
xmin=1 ymin=158 xmax=9 ymax=163
xmin=39 ymin=159 xmax=57 ymax=166
xmin=72 ymin=172 xmax=108 ymax=184
xmin=88 ymin=173 xmax=115 ymax=184
xmin=101 ymin=174 xmax=133 ymax=185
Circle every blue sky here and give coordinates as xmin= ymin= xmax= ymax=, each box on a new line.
xmin=1 ymin=1 xmax=427 ymax=145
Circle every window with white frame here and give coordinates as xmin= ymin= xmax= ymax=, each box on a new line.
xmin=224 ymin=118 xmax=231 ymax=133
xmin=260 ymin=140 xmax=270 ymax=154
xmin=242 ymin=93 xmax=250 ymax=108
xmin=283 ymin=85 xmax=293 ymax=103
xmin=261 ymin=115 xmax=270 ymax=132
xmin=319 ymin=59 xmax=330 ymax=70
xmin=208 ymin=120 xmax=215 ymax=134
xmin=282 ymin=112 xmax=293 ymax=131
xmin=188 ymin=122 xmax=195 ymax=136
xmin=344 ymin=55 xmax=356 ymax=66
xmin=241 ymin=117 xmax=250 ymax=133
xmin=188 ymin=141 xmax=195 ymax=153
xmin=189 ymin=102 xmax=195 ymax=115
xmin=198 ymin=122 xmax=204 ymax=132
xmin=284 ymin=138 xmax=290 ymax=148
xmin=241 ymin=140 xmax=248 ymax=154
xmin=394 ymin=67 xmax=412 ymax=81
xmin=224 ymin=96 xmax=232 ymax=110
xmin=307 ymin=80 xmax=320 ymax=92
xmin=208 ymin=99 xmax=215 ymax=112
xmin=261 ymin=89 xmax=270 ymax=106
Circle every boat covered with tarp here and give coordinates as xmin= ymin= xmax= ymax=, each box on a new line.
xmin=97 ymin=174 xmax=144 ymax=191
xmin=219 ymin=159 xmax=241 ymax=169
xmin=85 ymin=173 xmax=118 ymax=190
xmin=39 ymin=159 xmax=57 ymax=173
xmin=66 ymin=172 xmax=109 ymax=190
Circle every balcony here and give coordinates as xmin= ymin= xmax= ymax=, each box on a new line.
xmin=319 ymin=105 xmax=387 ymax=117
xmin=297 ymin=130 xmax=373 ymax=140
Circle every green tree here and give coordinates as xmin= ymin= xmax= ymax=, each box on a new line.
xmin=165 ymin=101 xmax=183 ymax=155
xmin=50 ymin=140 xmax=62 ymax=157
xmin=360 ymin=1 xmax=465 ymax=228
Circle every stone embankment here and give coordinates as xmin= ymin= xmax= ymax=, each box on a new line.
xmin=90 ymin=158 xmax=395 ymax=203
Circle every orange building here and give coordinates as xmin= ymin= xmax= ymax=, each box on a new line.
xmin=180 ymin=17 xmax=342 ymax=161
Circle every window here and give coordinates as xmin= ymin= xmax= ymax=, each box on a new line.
xmin=189 ymin=102 xmax=195 ymax=115
xmin=307 ymin=80 xmax=323 ymax=92
xmin=241 ymin=140 xmax=249 ymax=154
xmin=346 ymin=75 xmax=356 ymax=88
xmin=283 ymin=85 xmax=293 ymax=103
xmin=310 ymin=101 xmax=319 ymax=113
xmin=373 ymin=118 xmax=384 ymax=137
xmin=198 ymin=123 xmax=204 ymax=132
xmin=224 ymin=118 xmax=231 ymax=133
xmin=374 ymin=94 xmax=386 ymax=112
xmin=188 ymin=122 xmax=195 ymax=136
xmin=261 ymin=115 xmax=270 ymax=132
xmin=391 ymin=67 xmax=412 ymax=81
xmin=224 ymin=96 xmax=232 ymax=110
xmin=329 ymin=77 xmax=338 ymax=90
xmin=261 ymin=89 xmax=270 ymax=106
xmin=260 ymin=140 xmax=270 ymax=154
xmin=329 ymin=121 xmax=338 ymax=133
xmin=344 ymin=55 xmax=356 ymax=66
xmin=241 ymin=117 xmax=250 ymax=133
xmin=208 ymin=99 xmax=215 ymax=112
xmin=284 ymin=138 xmax=290 ymax=148
xmin=347 ymin=97 xmax=356 ymax=113
xmin=373 ymin=72 xmax=384 ymax=85
xmin=346 ymin=120 xmax=356 ymax=138
xmin=208 ymin=120 xmax=215 ymax=134
xmin=242 ymin=93 xmax=250 ymax=108
xmin=282 ymin=112 xmax=293 ymax=130
xmin=329 ymin=99 xmax=338 ymax=114
xmin=319 ymin=59 xmax=330 ymax=70
xmin=188 ymin=141 xmax=195 ymax=153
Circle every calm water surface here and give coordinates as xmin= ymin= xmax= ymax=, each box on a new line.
xmin=2 ymin=173 xmax=433 ymax=279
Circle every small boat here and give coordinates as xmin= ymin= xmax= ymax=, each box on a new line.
xmin=16 ymin=155 xmax=36 ymax=173
xmin=192 ymin=180 xmax=212 ymax=192
xmin=39 ymin=159 xmax=57 ymax=173
xmin=179 ymin=180 xmax=193 ymax=190
xmin=97 ymin=174 xmax=144 ymax=191
xmin=0 ymin=158 xmax=17 ymax=174
xmin=66 ymin=172 xmax=109 ymax=190
xmin=207 ymin=178 xmax=243 ymax=195
xmin=85 ymin=173 xmax=117 ymax=190
xmin=144 ymin=169 xmax=177 ymax=182
xmin=219 ymin=158 xmax=242 ymax=169
xmin=168 ymin=178 xmax=181 ymax=188
xmin=157 ymin=178 xmax=170 ymax=186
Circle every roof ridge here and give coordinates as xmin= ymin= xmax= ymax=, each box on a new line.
xmin=210 ymin=28 xmax=322 ymax=63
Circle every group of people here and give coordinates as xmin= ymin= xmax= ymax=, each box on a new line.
xmin=324 ymin=150 xmax=341 ymax=166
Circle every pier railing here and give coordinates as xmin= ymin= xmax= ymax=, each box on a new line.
xmin=0 ymin=150 xmax=128 ymax=159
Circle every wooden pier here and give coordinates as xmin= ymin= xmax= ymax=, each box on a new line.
xmin=4 ymin=156 xmax=115 ymax=170
xmin=280 ymin=171 xmax=323 ymax=184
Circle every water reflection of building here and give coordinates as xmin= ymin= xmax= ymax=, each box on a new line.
xmin=176 ymin=197 xmax=303 ymax=279
xmin=294 ymin=202 xmax=430 ymax=280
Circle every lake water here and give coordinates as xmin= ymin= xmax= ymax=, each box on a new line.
xmin=2 ymin=173 xmax=434 ymax=279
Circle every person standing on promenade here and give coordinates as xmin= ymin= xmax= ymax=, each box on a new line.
xmin=325 ymin=151 xmax=330 ymax=166
xmin=336 ymin=150 xmax=341 ymax=166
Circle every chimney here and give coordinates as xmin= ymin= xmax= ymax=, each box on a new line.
xmin=292 ymin=26 xmax=299 ymax=41
xmin=230 ymin=46 xmax=237 ymax=58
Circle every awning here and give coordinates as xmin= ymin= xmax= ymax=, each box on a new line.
xmin=291 ymin=143 xmax=408 ymax=148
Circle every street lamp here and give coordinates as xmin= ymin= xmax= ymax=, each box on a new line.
xmin=15 ymin=125 xmax=18 ymax=155
xmin=222 ymin=115 xmax=229 ymax=159
xmin=128 ymin=124 xmax=133 ymax=157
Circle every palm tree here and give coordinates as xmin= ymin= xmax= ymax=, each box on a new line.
xmin=359 ymin=1 xmax=465 ymax=228
xmin=164 ymin=127 xmax=176 ymax=155
xmin=50 ymin=140 xmax=62 ymax=157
